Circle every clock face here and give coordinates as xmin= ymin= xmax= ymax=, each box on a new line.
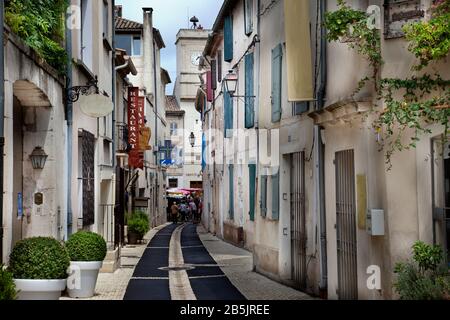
xmin=191 ymin=52 xmax=202 ymax=66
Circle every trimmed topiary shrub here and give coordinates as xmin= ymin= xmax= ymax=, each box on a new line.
xmin=0 ymin=265 xmax=17 ymax=300
xmin=66 ymin=231 xmax=107 ymax=262
xmin=9 ymin=237 xmax=70 ymax=280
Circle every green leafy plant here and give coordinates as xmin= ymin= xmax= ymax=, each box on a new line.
xmin=325 ymin=0 xmax=450 ymax=169
xmin=324 ymin=0 xmax=383 ymax=92
xmin=66 ymin=231 xmax=107 ymax=262
xmin=394 ymin=241 xmax=450 ymax=300
xmin=8 ymin=237 xmax=70 ymax=280
xmin=0 ymin=265 xmax=17 ymax=300
xmin=403 ymin=0 xmax=450 ymax=70
xmin=5 ymin=0 xmax=68 ymax=74
xmin=127 ymin=211 xmax=150 ymax=238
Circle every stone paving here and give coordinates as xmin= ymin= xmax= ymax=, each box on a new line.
xmin=197 ymin=225 xmax=316 ymax=300
xmin=62 ymin=222 xmax=315 ymax=300
xmin=60 ymin=223 xmax=171 ymax=300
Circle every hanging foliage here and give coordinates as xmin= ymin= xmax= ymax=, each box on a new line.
xmin=5 ymin=0 xmax=68 ymax=74
xmin=324 ymin=0 xmax=450 ymax=169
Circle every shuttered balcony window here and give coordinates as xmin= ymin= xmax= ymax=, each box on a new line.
xmin=224 ymin=15 xmax=234 ymax=62
xmin=245 ymin=52 xmax=255 ymax=128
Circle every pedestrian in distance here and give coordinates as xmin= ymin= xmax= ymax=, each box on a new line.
xmin=189 ymin=199 xmax=197 ymax=224
xmin=171 ymin=202 xmax=179 ymax=224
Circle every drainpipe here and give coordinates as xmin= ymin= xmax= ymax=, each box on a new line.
xmin=112 ymin=0 xmax=116 ymax=169
xmin=0 ymin=0 xmax=5 ymax=263
xmin=65 ymin=0 xmax=74 ymax=238
xmin=317 ymin=0 xmax=328 ymax=298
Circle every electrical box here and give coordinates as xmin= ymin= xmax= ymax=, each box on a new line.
xmin=367 ymin=209 xmax=385 ymax=236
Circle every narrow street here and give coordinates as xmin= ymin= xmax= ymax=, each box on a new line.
xmin=124 ymin=223 xmax=246 ymax=300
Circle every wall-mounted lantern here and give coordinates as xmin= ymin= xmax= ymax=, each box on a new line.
xmin=29 ymin=147 xmax=48 ymax=170
xmin=224 ymin=70 xmax=238 ymax=96
xmin=189 ymin=132 xmax=196 ymax=148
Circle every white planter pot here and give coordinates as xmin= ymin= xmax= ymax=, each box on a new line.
xmin=67 ymin=261 xmax=103 ymax=298
xmin=14 ymin=279 xmax=66 ymax=300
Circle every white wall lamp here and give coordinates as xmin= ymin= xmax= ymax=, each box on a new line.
xmin=29 ymin=146 xmax=48 ymax=170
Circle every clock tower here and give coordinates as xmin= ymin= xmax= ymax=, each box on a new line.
xmin=173 ymin=21 xmax=210 ymax=189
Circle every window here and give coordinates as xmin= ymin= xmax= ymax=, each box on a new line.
xmin=293 ymin=101 xmax=309 ymax=116
xmin=271 ymin=44 xmax=283 ymax=123
xmin=81 ymin=0 xmax=93 ymax=70
xmin=224 ymin=15 xmax=233 ymax=62
xmin=261 ymin=175 xmax=268 ymax=218
xmin=244 ymin=0 xmax=254 ymax=35
xmin=103 ymin=0 xmax=109 ymax=39
xmin=170 ymin=122 xmax=178 ymax=136
xmin=249 ymin=164 xmax=256 ymax=221
xmin=224 ymin=90 xmax=233 ymax=138
xmin=229 ymin=165 xmax=234 ymax=219
xmin=245 ymin=52 xmax=254 ymax=128
xmin=116 ymin=35 xmax=142 ymax=56
xmin=133 ymin=36 xmax=142 ymax=55
xmin=169 ymin=179 xmax=178 ymax=188
xmin=217 ymin=51 xmax=223 ymax=83
xmin=272 ymin=172 xmax=280 ymax=220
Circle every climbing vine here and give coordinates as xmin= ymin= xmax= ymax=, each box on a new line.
xmin=324 ymin=0 xmax=450 ymax=169
xmin=324 ymin=0 xmax=383 ymax=92
xmin=5 ymin=0 xmax=68 ymax=74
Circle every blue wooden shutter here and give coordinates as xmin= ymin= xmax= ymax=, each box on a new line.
xmin=224 ymin=90 xmax=233 ymax=138
xmin=249 ymin=164 xmax=256 ymax=221
xmin=272 ymin=172 xmax=280 ymax=220
xmin=271 ymin=44 xmax=283 ymax=123
xmin=245 ymin=52 xmax=255 ymax=129
xmin=224 ymin=15 xmax=233 ymax=62
xmin=229 ymin=164 xmax=234 ymax=219
xmin=261 ymin=175 xmax=267 ymax=217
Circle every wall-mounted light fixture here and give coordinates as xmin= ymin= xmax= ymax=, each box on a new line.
xmin=223 ymin=70 xmax=256 ymax=99
xmin=29 ymin=147 xmax=48 ymax=170
xmin=189 ymin=132 xmax=196 ymax=148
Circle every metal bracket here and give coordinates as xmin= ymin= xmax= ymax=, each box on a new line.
xmin=67 ymin=76 xmax=99 ymax=103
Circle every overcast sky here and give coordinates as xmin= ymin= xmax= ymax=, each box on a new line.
xmin=116 ymin=0 xmax=223 ymax=94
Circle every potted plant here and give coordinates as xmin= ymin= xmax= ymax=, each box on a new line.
xmin=9 ymin=237 xmax=70 ymax=300
xmin=65 ymin=231 xmax=107 ymax=298
xmin=127 ymin=211 xmax=150 ymax=244
xmin=0 ymin=264 xmax=17 ymax=300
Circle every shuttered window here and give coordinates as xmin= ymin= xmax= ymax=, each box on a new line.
xmin=249 ymin=164 xmax=256 ymax=221
xmin=217 ymin=51 xmax=222 ymax=83
xmin=207 ymin=71 xmax=213 ymax=102
xmin=224 ymin=16 xmax=233 ymax=62
xmin=229 ymin=164 xmax=234 ymax=219
xmin=271 ymin=44 xmax=283 ymax=123
xmin=272 ymin=172 xmax=280 ymax=220
xmin=245 ymin=52 xmax=255 ymax=129
xmin=211 ymin=59 xmax=217 ymax=90
xmin=261 ymin=175 xmax=268 ymax=218
xmin=224 ymin=90 xmax=233 ymax=138
xmin=244 ymin=0 xmax=254 ymax=35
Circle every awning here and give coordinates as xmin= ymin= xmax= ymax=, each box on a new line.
xmin=284 ymin=0 xmax=314 ymax=101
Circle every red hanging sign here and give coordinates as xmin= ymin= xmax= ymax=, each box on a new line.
xmin=127 ymin=88 xmax=145 ymax=169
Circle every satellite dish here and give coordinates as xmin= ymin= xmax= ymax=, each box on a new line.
xmin=79 ymin=94 xmax=114 ymax=118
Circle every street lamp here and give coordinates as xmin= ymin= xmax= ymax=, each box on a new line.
xmin=29 ymin=147 xmax=48 ymax=170
xmin=189 ymin=132 xmax=195 ymax=148
xmin=224 ymin=70 xmax=238 ymax=96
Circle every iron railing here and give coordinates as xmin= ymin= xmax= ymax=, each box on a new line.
xmin=116 ymin=122 xmax=130 ymax=153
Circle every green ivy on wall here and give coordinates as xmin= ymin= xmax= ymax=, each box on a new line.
xmin=5 ymin=0 xmax=68 ymax=74
xmin=324 ymin=0 xmax=450 ymax=169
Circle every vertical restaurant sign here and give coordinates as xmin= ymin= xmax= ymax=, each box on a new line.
xmin=128 ymin=87 xmax=144 ymax=169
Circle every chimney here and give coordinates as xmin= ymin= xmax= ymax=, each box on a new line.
xmin=143 ymin=7 xmax=155 ymax=98
xmin=115 ymin=5 xmax=123 ymax=18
